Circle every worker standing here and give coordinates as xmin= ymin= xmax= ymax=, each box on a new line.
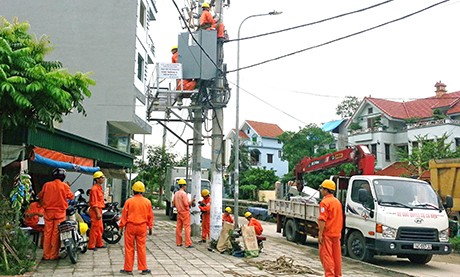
xmin=38 ymin=168 xmax=74 ymax=260
xmin=198 ymin=189 xmax=211 ymax=243
xmin=171 ymin=45 xmax=196 ymax=91
xmin=173 ymin=179 xmax=194 ymax=248
xmin=318 ymin=179 xmax=343 ymax=277
xmin=222 ymin=207 xmax=234 ymax=224
xmin=88 ymin=171 xmax=106 ymax=250
xmin=119 ymin=181 xmax=153 ymax=275
xmin=244 ymin=212 xmax=263 ymax=236
xmin=199 ymin=2 xmax=216 ymax=30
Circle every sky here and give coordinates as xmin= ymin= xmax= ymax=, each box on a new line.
xmin=142 ymin=0 xmax=460 ymax=158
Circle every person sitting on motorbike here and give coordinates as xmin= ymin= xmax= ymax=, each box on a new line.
xmin=24 ymin=196 xmax=45 ymax=247
xmin=88 ymin=171 xmax=106 ymax=250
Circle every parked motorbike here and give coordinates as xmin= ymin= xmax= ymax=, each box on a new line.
xmin=76 ymin=201 xmax=122 ymax=244
xmin=59 ymin=195 xmax=89 ymax=264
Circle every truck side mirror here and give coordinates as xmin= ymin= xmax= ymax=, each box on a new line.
xmin=445 ymin=195 xmax=453 ymax=209
xmin=170 ymin=185 xmax=176 ymax=192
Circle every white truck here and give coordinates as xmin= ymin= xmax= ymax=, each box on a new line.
xmin=269 ymin=146 xmax=453 ymax=264
xmin=163 ymin=166 xmax=211 ymax=220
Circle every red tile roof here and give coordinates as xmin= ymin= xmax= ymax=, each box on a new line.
xmin=245 ymin=120 xmax=284 ymax=138
xmin=375 ymin=161 xmax=429 ymax=179
xmin=366 ymin=90 xmax=460 ymax=119
xmin=229 ymin=128 xmax=249 ymax=139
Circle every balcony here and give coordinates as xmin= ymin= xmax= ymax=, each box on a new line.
xmin=406 ymin=118 xmax=460 ymax=130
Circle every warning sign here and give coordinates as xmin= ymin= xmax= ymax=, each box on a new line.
xmin=158 ymin=63 xmax=182 ymax=79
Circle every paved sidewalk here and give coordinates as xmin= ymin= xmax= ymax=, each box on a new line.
xmin=31 ymin=209 xmax=411 ymax=277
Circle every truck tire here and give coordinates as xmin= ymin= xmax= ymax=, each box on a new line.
xmin=347 ymin=231 xmax=373 ymax=262
xmin=408 ymin=254 xmax=432 ymax=264
xmin=285 ymin=219 xmax=299 ymax=242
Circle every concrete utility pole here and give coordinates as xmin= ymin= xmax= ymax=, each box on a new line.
xmin=190 ymin=106 xmax=203 ymax=237
xmin=210 ymin=0 xmax=225 ymax=241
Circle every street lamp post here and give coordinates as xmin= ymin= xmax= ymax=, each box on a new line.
xmin=234 ymin=11 xmax=282 ymax=226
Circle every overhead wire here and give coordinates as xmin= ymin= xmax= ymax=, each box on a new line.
xmin=227 ymin=0 xmax=450 ymax=73
xmin=225 ymin=0 xmax=394 ymax=43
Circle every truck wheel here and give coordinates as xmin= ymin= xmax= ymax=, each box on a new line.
xmin=165 ymin=201 xmax=170 ymax=216
xmin=347 ymin=231 xmax=373 ymax=262
xmin=285 ymin=219 xmax=299 ymax=242
xmin=408 ymin=254 xmax=432 ymax=264
xmin=297 ymin=234 xmax=307 ymax=245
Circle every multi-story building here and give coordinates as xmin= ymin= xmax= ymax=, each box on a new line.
xmin=347 ymin=81 xmax=460 ymax=170
xmin=3 ymin=0 xmax=157 ymax=202
xmin=225 ymin=120 xmax=288 ymax=177
xmin=321 ymin=119 xmax=349 ymax=151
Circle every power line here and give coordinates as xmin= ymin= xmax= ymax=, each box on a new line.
xmin=227 ymin=0 xmax=450 ymax=73
xmin=226 ymin=0 xmax=394 ymax=43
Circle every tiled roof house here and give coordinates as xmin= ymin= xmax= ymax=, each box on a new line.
xmin=347 ymin=81 xmax=460 ymax=170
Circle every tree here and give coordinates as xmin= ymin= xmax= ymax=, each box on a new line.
xmin=226 ymin=144 xmax=251 ymax=173
xmin=239 ymin=168 xmax=278 ymax=200
xmin=135 ymin=145 xmax=178 ymax=206
xmin=0 ymin=18 xmax=94 ymax=191
xmin=397 ymin=133 xmax=460 ymax=175
xmin=336 ymin=96 xmax=361 ymax=119
xmin=278 ymin=124 xmax=334 ymax=171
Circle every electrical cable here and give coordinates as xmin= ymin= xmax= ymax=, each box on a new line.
xmin=227 ymin=0 xmax=450 ymax=73
xmin=226 ymin=0 xmax=394 ymax=43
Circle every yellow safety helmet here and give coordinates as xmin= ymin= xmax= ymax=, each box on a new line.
xmin=178 ymin=178 xmax=187 ymax=186
xmin=201 ymin=189 xmax=210 ymax=197
xmin=225 ymin=207 xmax=232 ymax=213
xmin=171 ymin=45 xmax=178 ymax=51
xmin=320 ymin=179 xmax=336 ymax=191
xmin=202 ymin=2 xmax=210 ymax=8
xmin=93 ymin=171 xmax=105 ymax=179
xmin=244 ymin=212 xmax=252 ymax=218
xmin=132 ymin=181 xmax=145 ymax=193
xmin=79 ymin=222 xmax=89 ymax=235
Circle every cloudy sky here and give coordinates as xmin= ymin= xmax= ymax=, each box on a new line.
xmin=145 ymin=0 xmax=460 ymax=158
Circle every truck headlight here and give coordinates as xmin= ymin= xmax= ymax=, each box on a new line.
xmin=439 ymin=228 xmax=449 ymax=242
xmin=381 ymin=225 xmax=397 ymax=239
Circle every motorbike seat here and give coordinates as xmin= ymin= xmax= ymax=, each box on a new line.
xmin=256 ymin=236 xmax=266 ymax=241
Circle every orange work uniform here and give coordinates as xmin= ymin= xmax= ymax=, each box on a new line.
xmin=198 ymin=196 xmax=211 ymax=241
xmin=318 ymin=194 xmax=343 ymax=277
xmin=173 ymin=189 xmax=192 ymax=247
xmin=172 ymin=51 xmax=196 ymax=91
xmin=172 ymin=51 xmax=178 ymax=63
xmin=38 ymin=179 xmax=74 ymax=260
xmin=119 ymin=194 xmax=154 ymax=272
xmin=200 ymin=9 xmax=216 ymax=30
xmin=248 ymin=217 xmax=263 ymax=236
xmin=217 ymin=22 xmax=225 ymax=39
xmin=25 ymin=202 xmax=45 ymax=232
xmin=222 ymin=213 xmax=234 ymax=224
xmin=88 ymin=184 xmax=105 ymax=249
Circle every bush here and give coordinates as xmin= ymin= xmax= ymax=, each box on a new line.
xmin=449 ymin=236 xmax=460 ymax=252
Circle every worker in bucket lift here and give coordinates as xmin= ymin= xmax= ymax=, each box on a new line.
xmin=171 ymin=45 xmax=196 ymax=91
xmin=318 ymin=179 xmax=343 ymax=277
xmin=199 ymin=2 xmax=216 ymax=30
xmin=222 ymin=207 xmax=234 ymax=224
xmin=198 ymin=189 xmax=211 ymax=243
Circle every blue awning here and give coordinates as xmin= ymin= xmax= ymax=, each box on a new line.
xmin=32 ymin=153 xmax=100 ymax=174
xmin=322 ymin=119 xmax=345 ymax=132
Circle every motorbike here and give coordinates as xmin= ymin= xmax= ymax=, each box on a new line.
xmin=76 ymin=200 xmax=122 ymax=244
xmin=59 ymin=194 xmax=89 ymax=264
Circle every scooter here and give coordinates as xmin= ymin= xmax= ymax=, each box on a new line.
xmin=76 ymin=201 xmax=122 ymax=244
xmin=59 ymin=195 xmax=89 ymax=264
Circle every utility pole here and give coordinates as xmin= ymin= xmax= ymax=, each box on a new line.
xmin=210 ymin=0 xmax=225 ymax=241
xmin=190 ymin=106 xmax=203 ymax=237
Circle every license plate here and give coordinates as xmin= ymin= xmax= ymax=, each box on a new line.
xmin=60 ymin=231 xmax=72 ymax=240
xmin=413 ymin=243 xmax=432 ymax=250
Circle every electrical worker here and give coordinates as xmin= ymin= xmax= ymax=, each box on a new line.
xmin=171 ymin=45 xmax=196 ymax=91
xmin=244 ymin=212 xmax=263 ymax=236
xmin=88 ymin=171 xmax=106 ymax=250
xmin=173 ymin=178 xmax=195 ymax=248
xmin=171 ymin=45 xmax=178 ymax=63
xmin=318 ymin=179 xmax=343 ymax=277
xmin=38 ymin=168 xmax=74 ymax=260
xmin=199 ymin=2 xmax=216 ymax=30
xmin=119 ymin=181 xmax=153 ymax=275
xmin=24 ymin=197 xmax=45 ymax=247
xmin=198 ymin=189 xmax=211 ymax=243
xmin=222 ymin=207 xmax=234 ymax=224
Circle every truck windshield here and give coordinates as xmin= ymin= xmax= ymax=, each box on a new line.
xmin=373 ymin=179 xmax=441 ymax=210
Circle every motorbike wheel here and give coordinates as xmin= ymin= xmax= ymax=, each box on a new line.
xmin=103 ymin=222 xmax=122 ymax=244
xmin=67 ymin=239 xmax=78 ymax=264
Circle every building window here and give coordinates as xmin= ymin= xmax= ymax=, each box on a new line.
xmin=456 ymin=138 xmax=460 ymax=148
xmin=267 ymin=154 xmax=273 ymax=164
xmin=278 ymin=150 xmax=282 ymax=158
xmin=370 ymin=144 xmax=377 ymax=158
xmin=329 ymin=143 xmax=336 ymax=150
xmin=139 ymin=2 xmax=146 ymax=28
xmin=137 ymin=53 xmax=144 ymax=81
xmin=412 ymin=141 xmax=419 ymax=149
xmin=367 ymin=117 xmax=375 ymax=129
xmin=251 ymin=134 xmax=257 ymax=144
xmin=277 ymin=139 xmax=281 ymax=144
xmin=384 ymin=144 xmax=391 ymax=161
xmin=368 ymin=107 xmax=373 ymax=114
xmin=247 ymin=129 xmax=250 ymax=134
